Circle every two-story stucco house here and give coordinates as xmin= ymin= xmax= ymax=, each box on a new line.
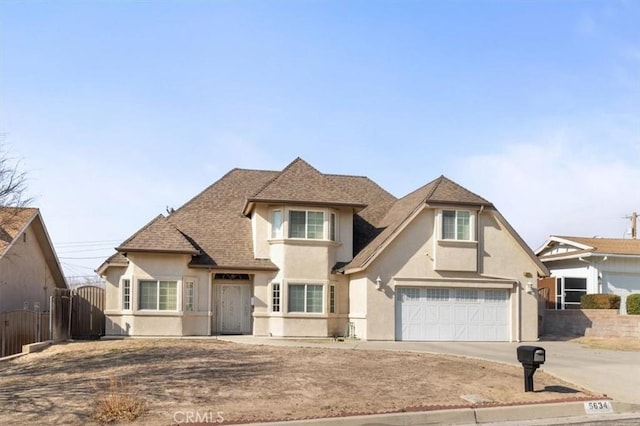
xmin=0 ymin=207 xmax=67 ymax=312
xmin=98 ymin=158 xmax=547 ymax=341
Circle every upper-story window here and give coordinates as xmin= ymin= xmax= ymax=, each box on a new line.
xmin=271 ymin=210 xmax=283 ymax=238
xmin=289 ymin=210 xmax=324 ymax=239
xmin=442 ymin=210 xmax=471 ymax=241
xmin=270 ymin=208 xmax=339 ymax=241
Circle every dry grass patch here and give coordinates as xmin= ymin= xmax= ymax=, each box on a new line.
xmin=571 ymin=336 xmax=640 ymax=352
xmin=0 ymin=339 xmax=596 ymax=425
xmin=92 ymin=377 xmax=146 ymax=424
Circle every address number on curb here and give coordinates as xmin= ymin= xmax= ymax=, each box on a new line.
xmin=584 ymin=400 xmax=613 ymax=414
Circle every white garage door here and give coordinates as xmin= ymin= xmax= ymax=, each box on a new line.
xmin=395 ymin=287 xmax=510 ymax=341
xmin=604 ymin=273 xmax=640 ymax=315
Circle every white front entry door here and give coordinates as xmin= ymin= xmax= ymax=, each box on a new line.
xmin=217 ymin=284 xmax=251 ymax=334
xmin=395 ymin=287 xmax=510 ymax=341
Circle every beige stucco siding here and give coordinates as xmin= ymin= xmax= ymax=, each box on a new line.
xmin=0 ymin=224 xmax=58 ymax=312
xmin=349 ymin=208 xmax=541 ymax=342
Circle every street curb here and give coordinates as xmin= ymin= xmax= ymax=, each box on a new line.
xmin=243 ymin=401 xmax=640 ymax=426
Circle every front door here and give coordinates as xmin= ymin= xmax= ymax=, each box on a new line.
xmin=217 ymin=284 xmax=251 ymax=334
xmin=556 ymin=277 xmax=587 ymax=309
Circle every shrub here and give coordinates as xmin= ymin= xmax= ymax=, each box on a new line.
xmin=92 ymin=377 xmax=146 ymax=424
xmin=580 ymin=294 xmax=620 ymax=309
xmin=627 ymin=294 xmax=640 ymax=315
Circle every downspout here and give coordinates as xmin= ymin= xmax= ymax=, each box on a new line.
xmin=207 ymin=270 xmax=213 ymax=336
xmin=49 ymin=295 xmax=53 ymax=341
xmin=516 ymin=281 xmax=521 ymax=343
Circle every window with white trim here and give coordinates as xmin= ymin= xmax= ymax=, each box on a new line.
xmin=442 ymin=210 xmax=471 ymax=241
xmin=139 ymin=280 xmax=178 ymax=310
xmin=184 ymin=281 xmax=195 ymax=311
xmin=122 ymin=279 xmax=131 ymax=310
xmin=289 ymin=210 xmax=324 ymax=239
xmin=330 ymin=213 xmax=337 ymax=241
xmin=272 ymin=283 xmax=281 ymax=312
xmin=288 ymin=283 xmax=323 ymax=313
xmin=329 ymin=285 xmax=336 ymax=313
xmin=271 ymin=210 xmax=283 ymax=238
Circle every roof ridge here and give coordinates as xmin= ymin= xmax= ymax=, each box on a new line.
xmin=251 ymin=157 xmax=323 ymax=199
xmin=116 ymin=214 xmax=165 ymax=249
xmin=437 ymin=175 xmax=491 ymax=204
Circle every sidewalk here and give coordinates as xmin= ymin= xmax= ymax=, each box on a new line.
xmin=218 ymin=336 xmax=640 ymax=425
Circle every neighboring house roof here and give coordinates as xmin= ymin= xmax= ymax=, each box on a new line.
xmin=0 ymin=207 xmax=67 ymax=288
xmin=536 ymin=235 xmax=640 ymax=261
xmin=344 ymin=175 xmax=495 ymax=272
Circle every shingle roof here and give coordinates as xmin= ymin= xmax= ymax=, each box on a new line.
xmin=245 ymin=158 xmax=370 ymax=210
xmin=117 ymin=215 xmax=199 ymax=254
xmin=345 ymin=175 xmax=494 ymax=271
xmin=167 ymin=167 xmax=281 ymax=269
xmin=102 ymin=161 xmax=496 ymax=273
xmin=0 ymin=207 xmax=39 ymax=256
xmin=540 ymin=236 xmax=640 ymax=258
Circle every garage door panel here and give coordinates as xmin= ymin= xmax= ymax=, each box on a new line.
xmin=396 ymin=287 xmax=509 ymax=341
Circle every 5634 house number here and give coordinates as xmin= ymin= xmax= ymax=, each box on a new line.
xmin=584 ymin=400 xmax=613 ymax=414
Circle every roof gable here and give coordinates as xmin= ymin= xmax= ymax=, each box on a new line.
xmin=245 ymin=158 xmax=369 ymax=210
xmin=0 ymin=207 xmax=67 ymax=289
xmin=537 ymin=236 xmax=640 ymax=259
xmin=345 ymin=176 xmax=494 ymax=271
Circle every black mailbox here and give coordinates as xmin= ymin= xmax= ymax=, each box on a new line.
xmin=517 ymin=346 xmax=545 ymax=365
xmin=516 ymin=345 xmax=545 ymax=392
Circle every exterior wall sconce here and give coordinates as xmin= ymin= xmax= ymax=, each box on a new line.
xmin=524 ymin=272 xmax=534 ymax=294
xmin=375 ymin=276 xmax=382 ymax=290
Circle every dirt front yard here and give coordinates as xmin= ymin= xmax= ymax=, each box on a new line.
xmin=0 ymin=338 xmax=595 ymax=425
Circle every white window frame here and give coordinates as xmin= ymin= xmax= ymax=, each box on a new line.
xmin=287 ymin=283 xmax=324 ymax=313
xmin=329 ymin=212 xmax=338 ymax=241
xmin=122 ymin=278 xmax=131 ymax=310
xmin=271 ymin=209 xmax=283 ymax=239
xmin=272 ymin=282 xmax=281 ymax=312
xmin=184 ymin=280 xmax=195 ymax=312
xmin=138 ymin=279 xmax=179 ymax=311
xmin=441 ymin=209 xmax=473 ymax=241
xmin=329 ymin=284 xmax=336 ymax=313
xmin=288 ymin=210 xmax=325 ymax=240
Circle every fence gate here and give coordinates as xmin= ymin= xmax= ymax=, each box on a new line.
xmin=71 ymin=286 xmax=105 ymax=339
xmin=0 ymin=310 xmax=51 ymax=357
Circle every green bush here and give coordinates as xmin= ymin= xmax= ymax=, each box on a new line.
xmin=627 ymin=294 xmax=640 ymax=315
xmin=580 ymin=294 xmax=620 ymax=309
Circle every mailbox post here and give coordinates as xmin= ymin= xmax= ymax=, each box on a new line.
xmin=516 ymin=346 xmax=545 ymax=392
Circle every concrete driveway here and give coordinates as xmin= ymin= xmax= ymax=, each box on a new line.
xmin=219 ymin=336 xmax=640 ymax=404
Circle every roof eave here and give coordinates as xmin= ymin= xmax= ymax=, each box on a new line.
xmin=117 ymin=248 xmax=200 ymax=255
xmin=243 ymin=198 xmax=367 ymax=215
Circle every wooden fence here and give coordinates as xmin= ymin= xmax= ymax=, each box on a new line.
xmin=0 ymin=285 xmax=105 ymax=357
xmin=0 ymin=310 xmax=50 ymax=357
xmin=71 ymin=285 xmax=105 ymax=339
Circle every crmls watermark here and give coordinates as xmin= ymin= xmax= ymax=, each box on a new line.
xmin=173 ymin=410 xmax=224 ymax=424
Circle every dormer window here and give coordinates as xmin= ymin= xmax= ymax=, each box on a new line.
xmin=289 ymin=210 xmax=324 ymax=239
xmin=442 ymin=210 xmax=471 ymax=241
xmin=269 ymin=207 xmax=339 ymax=241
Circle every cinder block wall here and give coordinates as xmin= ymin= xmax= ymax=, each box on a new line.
xmin=543 ymin=309 xmax=640 ymax=338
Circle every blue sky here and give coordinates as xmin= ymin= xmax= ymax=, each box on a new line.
xmin=1 ymin=1 xmax=639 ymax=279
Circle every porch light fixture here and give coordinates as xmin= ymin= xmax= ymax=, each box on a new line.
xmin=375 ymin=276 xmax=382 ymax=290
xmin=524 ymin=272 xmax=534 ymax=294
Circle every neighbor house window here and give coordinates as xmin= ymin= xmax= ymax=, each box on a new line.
xmin=288 ymin=284 xmax=323 ymax=313
xmin=329 ymin=285 xmax=336 ymax=313
xmin=184 ymin=281 xmax=194 ymax=312
xmin=272 ymin=283 xmax=281 ymax=312
xmin=139 ymin=280 xmax=178 ymax=310
xmin=122 ymin=279 xmax=131 ymax=310
xmin=442 ymin=210 xmax=471 ymax=240
xmin=288 ymin=210 xmax=324 ymax=239
xmin=271 ymin=210 xmax=283 ymax=238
